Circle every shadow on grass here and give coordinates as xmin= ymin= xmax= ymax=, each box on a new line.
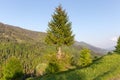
xmin=38 ymin=62 xmax=95 ymax=80
xmin=38 ymin=57 xmax=104 ymax=80
xmin=58 ymin=56 xmax=104 ymax=75
xmin=39 ymin=71 xmax=86 ymax=80
xmin=93 ymin=68 xmax=116 ymax=80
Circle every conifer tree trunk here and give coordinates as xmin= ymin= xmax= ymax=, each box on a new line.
xmin=57 ymin=47 xmax=62 ymax=59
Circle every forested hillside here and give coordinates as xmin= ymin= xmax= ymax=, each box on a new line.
xmin=0 ymin=22 xmax=107 ymax=80
xmin=0 ymin=22 xmax=46 ymax=43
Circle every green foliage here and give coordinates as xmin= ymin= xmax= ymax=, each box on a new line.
xmin=35 ymin=63 xmax=47 ymax=76
xmin=0 ymin=42 xmax=46 ymax=79
xmin=114 ymin=36 xmax=120 ymax=53
xmin=59 ymin=53 xmax=72 ymax=70
xmin=39 ymin=53 xmax=120 ymax=80
xmin=26 ymin=77 xmax=34 ymax=80
xmin=45 ymin=53 xmax=72 ymax=74
xmin=3 ymin=57 xmax=23 ymax=80
xmin=71 ymin=48 xmax=92 ymax=67
xmin=45 ymin=55 xmax=61 ymax=74
xmin=0 ymin=21 xmax=104 ymax=79
xmin=45 ymin=5 xmax=74 ymax=47
xmin=79 ymin=48 xmax=92 ymax=67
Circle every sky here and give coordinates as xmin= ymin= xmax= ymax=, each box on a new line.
xmin=0 ymin=0 xmax=120 ymax=49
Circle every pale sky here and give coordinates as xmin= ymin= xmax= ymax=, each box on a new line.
xmin=0 ymin=0 xmax=120 ymax=49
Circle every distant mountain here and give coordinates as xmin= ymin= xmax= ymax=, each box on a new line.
xmin=0 ymin=22 xmax=106 ymax=56
xmin=106 ymin=46 xmax=115 ymax=51
xmin=74 ymin=41 xmax=107 ymax=56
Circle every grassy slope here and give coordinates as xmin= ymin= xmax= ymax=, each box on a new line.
xmin=39 ymin=53 xmax=120 ymax=80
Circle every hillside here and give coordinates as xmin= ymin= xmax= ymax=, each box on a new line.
xmin=0 ymin=22 xmax=106 ymax=55
xmin=0 ymin=22 xmax=117 ymax=80
xmin=39 ymin=53 xmax=120 ymax=80
xmin=74 ymin=41 xmax=107 ymax=55
xmin=0 ymin=22 xmax=46 ymax=43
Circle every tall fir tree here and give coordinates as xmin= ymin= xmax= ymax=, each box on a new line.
xmin=45 ymin=5 xmax=74 ymax=58
xmin=114 ymin=36 xmax=120 ymax=53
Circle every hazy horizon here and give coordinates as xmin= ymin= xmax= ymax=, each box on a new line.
xmin=0 ymin=0 xmax=120 ymax=49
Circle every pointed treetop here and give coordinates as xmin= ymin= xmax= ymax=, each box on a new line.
xmin=114 ymin=36 xmax=120 ymax=53
xmin=45 ymin=5 xmax=74 ymax=47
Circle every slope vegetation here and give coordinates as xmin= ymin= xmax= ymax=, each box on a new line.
xmin=39 ymin=53 xmax=120 ymax=80
xmin=0 ymin=22 xmax=108 ymax=79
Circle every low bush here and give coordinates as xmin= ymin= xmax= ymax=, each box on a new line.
xmin=45 ymin=54 xmax=60 ymax=74
xmin=71 ymin=48 xmax=92 ymax=67
xmin=26 ymin=77 xmax=34 ymax=80
xmin=2 ymin=57 xmax=23 ymax=80
xmin=45 ymin=53 xmax=72 ymax=74
xmin=35 ymin=63 xmax=47 ymax=76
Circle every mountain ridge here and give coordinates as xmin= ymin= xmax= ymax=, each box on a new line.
xmin=0 ymin=22 xmax=46 ymax=43
xmin=74 ymin=41 xmax=107 ymax=55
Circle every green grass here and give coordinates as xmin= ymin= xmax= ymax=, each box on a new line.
xmin=39 ymin=53 xmax=120 ymax=80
